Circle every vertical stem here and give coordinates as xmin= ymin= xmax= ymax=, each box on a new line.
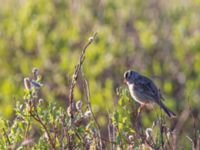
xmin=82 ymin=71 xmax=103 ymax=150
xmin=67 ymin=32 xmax=97 ymax=149
xmin=3 ymin=128 xmax=11 ymax=145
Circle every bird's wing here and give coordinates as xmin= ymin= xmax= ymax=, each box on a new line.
xmin=134 ymin=76 xmax=160 ymax=101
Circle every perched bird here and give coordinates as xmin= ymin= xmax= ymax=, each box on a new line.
xmin=124 ymin=70 xmax=176 ymax=118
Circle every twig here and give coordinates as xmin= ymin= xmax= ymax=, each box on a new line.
xmin=172 ymin=107 xmax=190 ymax=150
xmin=67 ymin=32 xmax=97 ymax=149
xmin=163 ymin=130 xmax=173 ymax=150
xmin=81 ymin=69 xmax=103 ymax=150
xmin=28 ymin=89 xmax=56 ymax=150
xmin=107 ymin=113 xmax=112 ymax=150
xmin=68 ymin=32 xmax=97 ymax=119
xmin=60 ymin=113 xmax=66 ymax=150
xmin=30 ymin=111 xmax=56 ymax=150
xmin=3 ymin=128 xmax=11 ymax=145
xmin=24 ymin=117 xmax=31 ymax=138
xmin=112 ymin=122 xmax=116 ymax=150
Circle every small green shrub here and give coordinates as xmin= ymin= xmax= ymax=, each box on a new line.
xmin=0 ymin=34 xmax=199 ymax=150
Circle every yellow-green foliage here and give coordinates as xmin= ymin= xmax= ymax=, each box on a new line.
xmin=0 ymin=0 xmax=200 ymax=149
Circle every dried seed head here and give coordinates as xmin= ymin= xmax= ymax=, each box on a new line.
xmin=24 ymin=78 xmax=31 ymax=90
xmin=76 ymin=100 xmax=82 ymax=110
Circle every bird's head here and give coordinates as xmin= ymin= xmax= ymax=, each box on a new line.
xmin=124 ymin=70 xmax=140 ymax=84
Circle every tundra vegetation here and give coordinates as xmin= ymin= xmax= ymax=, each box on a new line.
xmin=0 ymin=0 xmax=200 ymax=149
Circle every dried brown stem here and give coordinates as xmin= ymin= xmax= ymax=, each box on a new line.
xmin=30 ymin=110 xmax=56 ymax=150
xmin=81 ymin=69 xmax=103 ymax=150
xmin=67 ymin=32 xmax=97 ymax=149
xmin=68 ymin=32 xmax=97 ymax=119
xmin=107 ymin=115 xmax=112 ymax=150
xmin=172 ymin=107 xmax=190 ymax=150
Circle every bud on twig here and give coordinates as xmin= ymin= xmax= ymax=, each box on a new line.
xmin=84 ymin=111 xmax=92 ymax=118
xmin=30 ymin=80 xmax=43 ymax=88
xmin=128 ymin=135 xmax=134 ymax=141
xmin=24 ymin=78 xmax=31 ymax=90
xmin=32 ymin=68 xmax=39 ymax=80
xmin=145 ymin=128 xmax=153 ymax=140
xmin=67 ymin=102 xmax=76 ymax=117
xmin=39 ymin=99 xmax=44 ymax=103
xmin=88 ymin=36 xmax=94 ymax=43
xmin=76 ymin=100 xmax=82 ymax=111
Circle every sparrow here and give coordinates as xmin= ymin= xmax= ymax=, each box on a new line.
xmin=124 ymin=70 xmax=176 ymax=118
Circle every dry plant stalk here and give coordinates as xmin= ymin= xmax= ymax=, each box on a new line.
xmin=68 ymin=32 xmax=97 ymax=119
xmin=171 ymin=106 xmax=190 ymax=150
xmin=28 ymin=95 xmax=56 ymax=149
xmin=30 ymin=110 xmax=56 ymax=150
xmin=81 ymin=69 xmax=103 ymax=150
xmin=67 ymin=32 xmax=97 ymax=149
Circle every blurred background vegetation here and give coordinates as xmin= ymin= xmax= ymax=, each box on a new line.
xmin=0 ymin=0 xmax=200 ymax=148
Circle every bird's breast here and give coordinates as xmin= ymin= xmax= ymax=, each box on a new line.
xmin=128 ymin=83 xmax=145 ymax=105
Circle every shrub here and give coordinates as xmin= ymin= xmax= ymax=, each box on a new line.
xmin=0 ymin=34 xmax=199 ymax=150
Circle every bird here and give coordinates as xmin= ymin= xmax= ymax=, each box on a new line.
xmin=124 ymin=70 xmax=176 ymax=118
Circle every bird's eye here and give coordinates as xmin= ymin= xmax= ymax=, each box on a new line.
xmin=124 ymin=70 xmax=133 ymax=79
xmin=127 ymin=71 xmax=132 ymax=78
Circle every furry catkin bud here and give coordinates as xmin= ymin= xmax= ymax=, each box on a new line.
xmin=32 ymin=68 xmax=39 ymax=79
xmin=30 ymin=80 xmax=43 ymax=88
xmin=74 ymin=117 xmax=88 ymax=126
xmin=67 ymin=102 xmax=76 ymax=117
xmin=84 ymin=111 xmax=92 ymax=118
xmin=145 ymin=128 xmax=152 ymax=139
xmin=24 ymin=78 xmax=31 ymax=90
xmin=88 ymin=36 xmax=94 ymax=42
xmin=39 ymin=99 xmax=44 ymax=103
xmin=67 ymin=106 xmax=72 ymax=117
xmin=76 ymin=100 xmax=82 ymax=110
xmin=128 ymin=135 xmax=134 ymax=141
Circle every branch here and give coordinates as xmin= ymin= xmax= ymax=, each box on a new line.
xmin=3 ymin=128 xmax=11 ymax=145
xmin=68 ymin=32 xmax=97 ymax=119
xmin=81 ymin=69 xmax=103 ymax=150
xmin=30 ymin=111 xmax=56 ymax=150
xmin=67 ymin=32 xmax=97 ymax=149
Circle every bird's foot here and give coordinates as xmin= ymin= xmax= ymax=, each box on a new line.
xmin=137 ymin=103 xmax=146 ymax=117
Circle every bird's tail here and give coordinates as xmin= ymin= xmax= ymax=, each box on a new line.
xmin=159 ymin=101 xmax=176 ymax=118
